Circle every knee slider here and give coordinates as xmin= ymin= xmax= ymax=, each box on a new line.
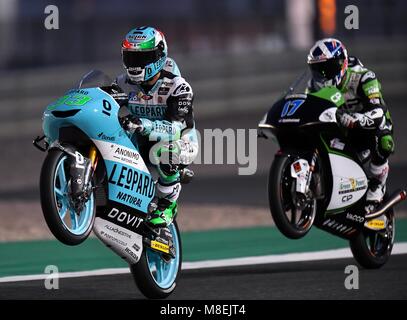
xmin=159 ymin=143 xmax=181 ymax=176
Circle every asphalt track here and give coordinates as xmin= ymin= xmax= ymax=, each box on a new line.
xmin=1 ymin=254 xmax=406 ymax=300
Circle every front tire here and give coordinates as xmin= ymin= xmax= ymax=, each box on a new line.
xmin=131 ymin=221 xmax=182 ymax=299
xmin=350 ymin=207 xmax=395 ymax=269
xmin=40 ymin=149 xmax=95 ymax=245
xmin=268 ymin=154 xmax=317 ymax=239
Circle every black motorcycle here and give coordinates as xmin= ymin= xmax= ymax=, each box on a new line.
xmin=258 ymin=73 xmax=406 ymax=269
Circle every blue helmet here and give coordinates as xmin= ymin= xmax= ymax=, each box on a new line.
xmin=307 ymin=38 xmax=348 ymax=87
xmin=121 ymin=26 xmax=168 ymax=83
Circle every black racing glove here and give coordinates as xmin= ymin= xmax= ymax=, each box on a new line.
xmin=120 ymin=115 xmax=144 ymax=133
xmin=101 ymin=84 xmax=128 ymax=106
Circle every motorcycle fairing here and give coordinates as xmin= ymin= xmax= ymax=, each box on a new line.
xmin=43 ymin=87 xmax=155 ymax=263
xmin=43 ymin=88 xmax=156 ymax=214
xmin=326 ymin=153 xmax=368 ymax=211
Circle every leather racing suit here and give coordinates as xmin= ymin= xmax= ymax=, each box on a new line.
xmin=114 ymin=57 xmax=198 ymax=213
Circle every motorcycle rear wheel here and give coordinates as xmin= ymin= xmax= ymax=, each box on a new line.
xmin=130 ymin=221 xmax=182 ymax=299
xmin=350 ymin=206 xmax=395 ymax=269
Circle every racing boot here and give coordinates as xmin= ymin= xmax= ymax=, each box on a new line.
xmin=365 ymin=161 xmax=389 ymax=213
xmin=146 ymin=181 xmax=181 ymax=228
xmin=147 ymin=198 xmax=178 ymax=228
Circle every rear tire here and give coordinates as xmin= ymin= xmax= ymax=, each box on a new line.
xmin=350 ymin=207 xmax=395 ymax=269
xmin=40 ymin=149 xmax=95 ymax=245
xmin=131 ymin=221 xmax=182 ymax=299
xmin=268 ymin=154 xmax=316 ymax=239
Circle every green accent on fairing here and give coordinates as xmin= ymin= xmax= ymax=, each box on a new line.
xmin=380 ymin=135 xmax=395 ymax=153
xmin=47 ymin=93 xmax=92 ymax=111
xmin=320 ymin=134 xmax=352 ymax=159
xmin=148 ymin=201 xmax=177 ymax=226
xmin=1 ymin=219 xmax=407 ymax=277
xmin=47 ymin=95 xmax=69 ymax=110
xmin=362 ymin=79 xmax=382 ymax=98
xmin=325 ymin=208 xmax=345 ymax=215
xmin=309 ymin=86 xmax=345 ymax=107
xmin=325 ymin=203 xmax=355 ymax=215
xmin=138 ymin=37 xmax=156 ymax=50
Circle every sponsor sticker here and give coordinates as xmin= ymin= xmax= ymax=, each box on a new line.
xmin=339 ymin=177 xmax=367 ymax=194
xmin=128 ymin=34 xmax=147 ymax=41
xmin=367 ymin=86 xmax=379 ymax=95
xmin=330 ymin=138 xmax=345 ymax=150
xmin=346 ymin=212 xmax=365 ymax=223
xmin=293 ymin=162 xmax=301 ymax=173
xmin=158 ymin=87 xmax=170 ymax=95
xmin=366 ymin=219 xmax=385 ymax=230
xmin=173 ymin=83 xmax=191 ymax=96
xmin=151 ymin=240 xmax=170 ymax=253
xmin=137 ymin=91 xmax=153 ymax=100
xmin=368 ymin=93 xmax=380 ymax=99
xmin=128 ymin=104 xmax=166 ymax=119
xmin=97 ymin=132 xmax=115 ymax=142
xmin=128 ymin=92 xmax=139 ymax=102
xmin=278 ymin=118 xmax=300 ymax=123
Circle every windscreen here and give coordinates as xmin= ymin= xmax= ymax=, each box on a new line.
xmin=78 ymin=70 xmax=113 ymax=89
xmin=283 ymin=69 xmax=313 ymax=98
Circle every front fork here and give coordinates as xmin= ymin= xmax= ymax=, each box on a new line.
xmin=88 ymin=145 xmax=99 ymax=172
xmin=290 ymin=150 xmax=318 ymax=198
xmin=71 ymin=145 xmax=99 ymax=213
xmin=51 ymin=141 xmax=99 ymax=212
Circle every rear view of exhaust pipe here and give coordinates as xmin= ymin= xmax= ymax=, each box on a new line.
xmin=365 ymin=189 xmax=407 ymax=220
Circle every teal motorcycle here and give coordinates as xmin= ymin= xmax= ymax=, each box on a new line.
xmin=33 ymin=70 xmax=181 ymax=299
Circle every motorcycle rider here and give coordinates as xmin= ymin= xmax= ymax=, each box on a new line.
xmin=307 ymin=38 xmax=394 ymax=213
xmin=114 ymin=26 xmax=198 ymax=227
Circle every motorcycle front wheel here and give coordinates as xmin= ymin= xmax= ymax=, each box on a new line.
xmin=40 ymin=149 xmax=96 ymax=245
xmin=268 ymin=154 xmax=317 ymax=239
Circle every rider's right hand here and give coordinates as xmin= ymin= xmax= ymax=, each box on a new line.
xmin=121 ymin=115 xmax=144 ymax=134
xmin=338 ymin=112 xmax=359 ymax=129
xmin=101 ymin=84 xmax=128 ymax=106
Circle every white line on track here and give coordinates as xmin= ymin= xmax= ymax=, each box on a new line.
xmin=1 ymin=242 xmax=406 ymax=283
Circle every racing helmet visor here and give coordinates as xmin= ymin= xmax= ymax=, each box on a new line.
xmin=122 ymin=48 xmax=162 ymax=68
xmin=309 ymin=58 xmax=344 ymax=81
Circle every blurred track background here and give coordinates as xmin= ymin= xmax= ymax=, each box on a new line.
xmin=0 ymin=0 xmax=406 ymax=299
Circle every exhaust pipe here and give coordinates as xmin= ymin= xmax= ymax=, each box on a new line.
xmin=365 ymin=189 xmax=407 ymax=220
